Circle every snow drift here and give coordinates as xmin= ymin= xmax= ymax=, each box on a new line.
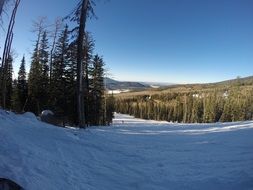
xmin=1 ymin=110 xmax=253 ymax=190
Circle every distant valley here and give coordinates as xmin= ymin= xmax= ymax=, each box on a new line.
xmin=105 ymin=76 xmax=253 ymax=94
xmin=104 ymin=78 xmax=174 ymax=93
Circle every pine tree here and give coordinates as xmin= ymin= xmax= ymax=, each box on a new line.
xmin=105 ymin=94 xmax=115 ymax=125
xmin=0 ymin=0 xmax=20 ymax=109
xmin=11 ymin=79 xmax=20 ymax=111
xmin=49 ymin=18 xmax=62 ymax=87
xmin=51 ymin=25 xmax=70 ymax=118
xmin=39 ymin=31 xmax=50 ymax=109
xmin=65 ymin=39 xmax=78 ymax=124
xmin=83 ymin=32 xmax=95 ymax=125
xmin=5 ymin=55 xmax=13 ymax=109
xmin=67 ymin=0 xmax=95 ymax=127
xmin=28 ymin=38 xmax=43 ymax=114
xmin=16 ymin=56 xmax=28 ymax=112
xmin=89 ymin=55 xmax=105 ymax=125
xmin=0 ymin=54 xmax=13 ymax=109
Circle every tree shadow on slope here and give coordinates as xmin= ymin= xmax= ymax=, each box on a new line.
xmin=0 ymin=178 xmax=24 ymax=190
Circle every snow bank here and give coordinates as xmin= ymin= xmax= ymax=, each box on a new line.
xmin=22 ymin=112 xmax=38 ymax=121
xmin=1 ymin=110 xmax=253 ymax=190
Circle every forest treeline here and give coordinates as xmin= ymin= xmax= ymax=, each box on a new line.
xmin=0 ymin=1 xmax=115 ymax=126
xmin=115 ymin=84 xmax=253 ymax=123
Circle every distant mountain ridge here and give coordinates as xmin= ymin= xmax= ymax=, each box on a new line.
xmin=104 ymin=78 xmax=149 ymax=90
xmin=104 ymin=75 xmax=253 ymax=91
xmin=215 ymin=76 xmax=253 ymax=86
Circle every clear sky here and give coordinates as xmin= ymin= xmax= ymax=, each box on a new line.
xmin=1 ymin=0 xmax=253 ymax=83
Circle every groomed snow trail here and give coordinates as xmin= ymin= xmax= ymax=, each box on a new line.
xmin=1 ymin=110 xmax=253 ymax=190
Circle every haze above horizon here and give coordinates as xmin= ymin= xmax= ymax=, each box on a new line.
xmin=1 ymin=0 xmax=252 ymax=83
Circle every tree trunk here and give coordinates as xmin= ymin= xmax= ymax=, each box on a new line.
xmin=49 ymin=18 xmax=62 ymax=87
xmin=1 ymin=0 xmax=20 ymax=109
xmin=77 ymin=0 xmax=89 ymax=128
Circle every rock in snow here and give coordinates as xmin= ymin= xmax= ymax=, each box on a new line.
xmin=0 ymin=110 xmax=253 ymax=190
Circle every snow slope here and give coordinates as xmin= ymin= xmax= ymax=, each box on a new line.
xmin=1 ymin=110 xmax=253 ymax=190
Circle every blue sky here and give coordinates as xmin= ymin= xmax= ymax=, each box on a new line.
xmin=1 ymin=0 xmax=253 ymax=83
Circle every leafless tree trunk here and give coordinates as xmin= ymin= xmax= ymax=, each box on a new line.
xmin=77 ymin=0 xmax=89 ymax=128
xmin=49 ymin=18 xmax=62 ymax=86
xmin=1 ymin=0 xmax=20 ymax=109
xmin=31 ymin=17 xmax=47 ymax=55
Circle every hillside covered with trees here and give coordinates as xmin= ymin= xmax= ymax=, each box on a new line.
xmin=115 ymin=77 xmax=253 ymax=123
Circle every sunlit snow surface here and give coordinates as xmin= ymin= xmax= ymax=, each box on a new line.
xmin=1 ymin=110 xmax=253 ymax=190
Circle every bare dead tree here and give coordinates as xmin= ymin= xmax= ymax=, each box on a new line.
xmin=49 ymin=18 xmax=62 ymax=87
xmin=31 ymin=17 xmax=47 ymax=55
xmin=0 ymin=0 xmax=20 ymax=109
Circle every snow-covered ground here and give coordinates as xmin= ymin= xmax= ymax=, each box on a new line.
xmin=1 ymin=110 xmax=253 ymax=190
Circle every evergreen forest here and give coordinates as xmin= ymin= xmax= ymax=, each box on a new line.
xmin=115 ymin=78 xmax=253 ymax=123
xmin=0 ymin=0 xmax=115 ymax=127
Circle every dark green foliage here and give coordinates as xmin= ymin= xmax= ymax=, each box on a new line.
xmin=83 ymin=32 xmax=95 ymax=125
xmin=64 ymin=39 xmax=78 ymax=124
xmin=105 ymin=94 xmax=115 ymax=125
xmin=0 ymin=55 xmax=13 ymax=109
xmin=39 ymin=31 xmax=50 ymax=109
xmin=1 ymin=2 xmax=114 ymax=127
xmin=50 ymin=25 xmax=70 ymax=119
xmin=115 ymin=87 xmax=253 ymax=123
xmin=11 ymin=79 xmax=20 ymax=111
xmin=5 ymin=56 xmax=13 ymax=109
xmin=12 ymin=56 xmax=28 ymax=112
xmin=27 ymin=40 xmax=43 ymax=114
xmin=27 ymin=30 xmax=50 ymax=114
xmin=88 ymin=55 xmax=105 ymax=125
xmin=46 ymin=26 xmax=113 ymax=126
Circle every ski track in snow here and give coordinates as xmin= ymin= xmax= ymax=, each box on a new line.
xmin=0 ymin=110 xmax=253 ymax=190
